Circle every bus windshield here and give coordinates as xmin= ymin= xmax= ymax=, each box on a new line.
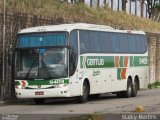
xmin=15 ymin=32 xmax=68 ymax=80
xmin=15 ymin=48 xmax=68 ymax=80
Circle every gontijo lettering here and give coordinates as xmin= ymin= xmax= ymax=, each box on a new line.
xmin=87 ymin=59 xmax=104 ymax=66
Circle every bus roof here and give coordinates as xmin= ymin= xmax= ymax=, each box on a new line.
xmin=19 ymin=23 xmax=145 ymax=35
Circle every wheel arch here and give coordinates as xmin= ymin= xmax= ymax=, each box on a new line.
xmin=127 ymin=75 xmax=133 ymax=83
xmin=81 ymin=78 xmax=90 ymax=95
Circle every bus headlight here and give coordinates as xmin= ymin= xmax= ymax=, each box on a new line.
xmin=16 ymin=85 xmax=26 ymax=89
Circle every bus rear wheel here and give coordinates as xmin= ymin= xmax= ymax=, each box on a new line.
xmin=121 ymin=78 xmax=132 ymax=98
xmin=34 ymin=98 xmax=45 ymax=104
xmin=116 ymin=92 xmax=123 ymax=98
xmin=132 ymin=79 xmax=138 ymax=97
xmin=77 ymin=81 xmax=89 ymax=103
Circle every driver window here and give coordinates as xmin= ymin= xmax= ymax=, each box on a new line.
xmin=43 ymin=50 xmax=64 ymax=66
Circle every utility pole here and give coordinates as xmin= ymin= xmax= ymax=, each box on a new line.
xmin=1 ymin=0 xmax=6 ymax=103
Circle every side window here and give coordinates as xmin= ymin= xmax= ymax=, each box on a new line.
xmin=99 ymin=32 xmax=112 ymax=53
xmin=136 ymin=35 xmax=142 ymax=53
xmin=79 ymin=30 xmax=90 ymax=54
xmin=119 ymin=33 xmax=128 ymax=53
xmin=70 ymin=30 xmax=78 ymax=75
xmin=112 ymin=33 xmax=120 ymax=53
xmin=70 ymin=30 xmax=78 ymax=55
xmin=140 ymin=35 xmax=147 ymax=53
xmin=128 ymin=35 xmax=137 ymax=53
xmin=90 ymin=31 xmax=100 ymax=53
xmin=128 ymin=34 xmax=148 ymax=53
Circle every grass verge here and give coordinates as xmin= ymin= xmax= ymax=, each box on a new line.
xmin=148 ymin=81 xmax=160 ymax=89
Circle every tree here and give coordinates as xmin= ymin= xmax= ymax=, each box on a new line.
xmin=137 ymin=0 xmax=160 ymax=19
xmin=97 ymin=0 xmax=100 ymax=7
xmin=140 ymin=0 xmax=145 ymax=17
xmin=104 ymin=0 xmax=107 ymax=7
xmin=90 ymin=0 xmax=93 ymax=7
xmin=122 ymin=0 xmax=128 ymax=11
xmin=79 ymin=0 xmax=84 ymax=3
xmin=146 ymin=0 xmax=157 ymax=18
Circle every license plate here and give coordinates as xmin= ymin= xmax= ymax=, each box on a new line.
xmin=35 ymin=91 xmax=44 ymax=95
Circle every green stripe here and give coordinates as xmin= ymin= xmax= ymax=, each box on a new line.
xmin=117 ymin=68 xmax=121 ymax=80
xmin=15 ymin=79 xmax=69 ymax=86
xmin=80 ymin=56 xmax=83 ymax=68
xmin=80 ymin=56 xmax=148 ymax=68
xmin=133 ymin=56 xmax=148 ymax=66
xmin=119 ymin=56 xmax=124 ymax=67
xmin=80 ymin=56 xmax=114 ymax=68
xmin=130 ymin=56 xmax=134 ymax=67
xmin=15 ymin=81 xmax=20 ymax=86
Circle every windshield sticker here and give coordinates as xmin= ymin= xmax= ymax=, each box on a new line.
xmin=39 ymin=48 xmax=45 ymax=55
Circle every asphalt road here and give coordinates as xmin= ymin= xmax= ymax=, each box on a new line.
xmin=0 ymin=89 xmax=160 ymax=120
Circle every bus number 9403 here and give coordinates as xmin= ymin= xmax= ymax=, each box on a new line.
xmin=49 ymin=80 xmax=64 ymax=84
xmin=139 ymin=58 xmax=147 ymax=65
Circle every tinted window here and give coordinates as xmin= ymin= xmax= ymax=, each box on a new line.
xmin=100 ymin=32 xmax=112 ymax=52
xmin=70 ymin=30 xmax=78 ymax=75
xmin=119 ymin=33 xmax=128 ymax=52
xmin=79 ymin=30 xmax=147 ymax=54
xmin=140 ymin=35 xmax=147 ymax=53
xmin=79 ymin=30 xmax=91 ymax=54
xmin=136 ymin=35 xmax=142 ymax=53
xmin=112 ymin=33 xmax=120 ymax=52
xmin=128 ymin=34 xmax=147 ymax=53
xmin=18 ymin=32 xmax=68 ymax=48
xmin=90 ymin=31 xmax=100 ymax=52
xmin=128 ymin=34 xmax=137 ymax=53
xmin=70 ymin=30 xmax=78 ymax=55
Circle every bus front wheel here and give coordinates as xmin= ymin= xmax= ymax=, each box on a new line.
xmin=77 ymin=81 xmax=89 ymax=103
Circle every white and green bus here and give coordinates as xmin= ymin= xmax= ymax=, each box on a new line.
xmin=15 ymin=23 xmax=148 ymax=104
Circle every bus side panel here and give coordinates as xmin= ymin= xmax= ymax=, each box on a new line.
xmin=68 ymin=72 xmax=82 ymax=97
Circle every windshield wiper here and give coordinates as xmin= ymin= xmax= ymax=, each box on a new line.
xmin=25 ymin=59 xmax=37 ymax=80
xmin=41 ymin=60 xmax=52 ymax=79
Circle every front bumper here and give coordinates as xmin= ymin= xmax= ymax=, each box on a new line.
xmin=15 ymin=86 xmax=70 ymax=98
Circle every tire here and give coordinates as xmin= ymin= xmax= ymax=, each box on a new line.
xmin=77 ymin=81 xmax=89 ymax=103
xmin=132 ymin=79 xmax=138 ymax=97
xmin=89 ymin=94 xmax=100 ymax=99
xmin=34 ymin=98 xmax=45 ymax=104
xmin=116 ymin=92 xmax=123 ymax=98
xmin=121 ymin=78 xmax=132 ymax=98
